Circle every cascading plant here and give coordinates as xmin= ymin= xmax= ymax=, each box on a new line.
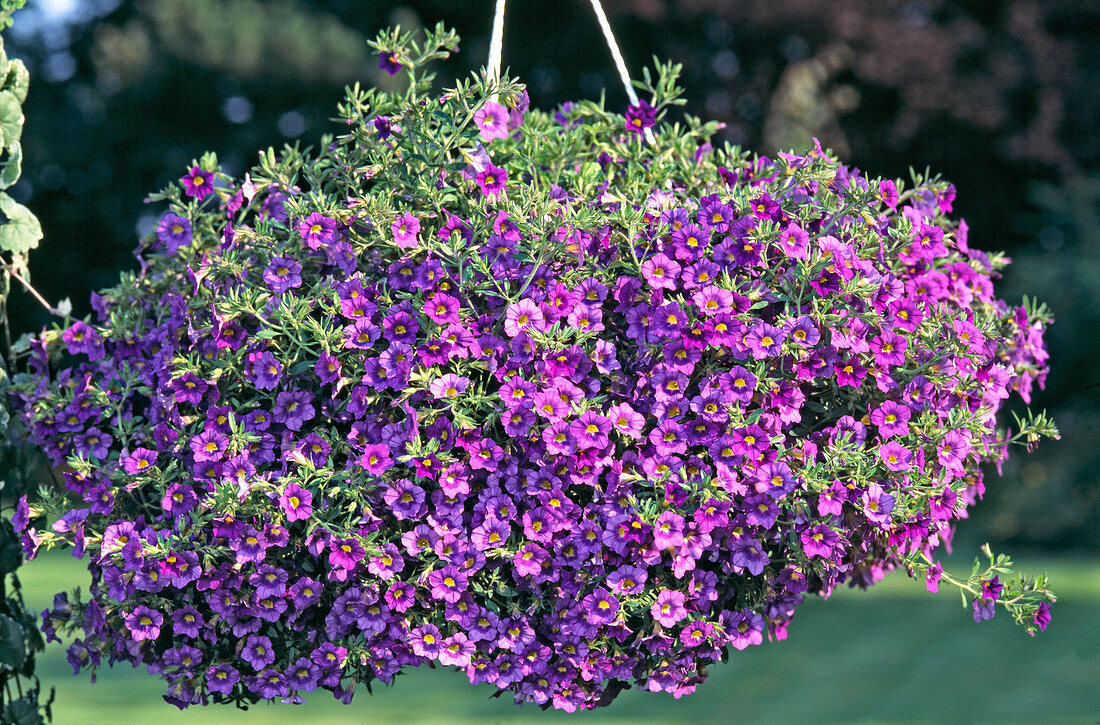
xmin=10 ymin=24 xmax=1056 ymax=713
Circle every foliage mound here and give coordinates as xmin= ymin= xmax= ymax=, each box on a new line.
xmin=10 ymin=26 xmax=1055 ymax=712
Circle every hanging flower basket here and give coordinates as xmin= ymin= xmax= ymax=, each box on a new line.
xmin=11 ymin=24 xmax=1055 ymax=712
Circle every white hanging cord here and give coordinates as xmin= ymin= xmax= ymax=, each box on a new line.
xmin=487 ymin=0 xmax=507 ymax=97
xmin=588 ymin=0 xmax=655 ymax=143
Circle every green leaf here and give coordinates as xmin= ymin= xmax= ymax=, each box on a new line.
xmin=0 ymin=697 xmax=45 ymax=725
xmin=0 ymin=89 xmax=22 ymax=147
xmin=0 ymin=192 xmax=41 ymax=254
xmin=1 ymin=58 xmax=29 ymax=104
xmin=0 ymin=613 xmax=25 ymax=670
xmin=0 ymin=140 xmax=21 ymax=188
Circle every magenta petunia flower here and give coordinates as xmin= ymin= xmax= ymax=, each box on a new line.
xmin=641 ymin=253 xmax=681 ymax=290
xmin=328 ymin=537 xmax=366 ymax=571
xmin=280 ymin=482 xmax=313 ymax=521
xmin=651 ymin=589 xmax=687 ymax=627
xmin=625 ymin=99 xmax=656 ymax=134
xmin=870 ymin=400 xmax=911 ymax=438
xmin=476 ymin=164 xmax=507 ymax=196
xmin=800 ymin=523 xmax=840 ymax=558
xmin=652 ymin=510 xmax=686 ymax=550
xmin=425 ymin=293 xmax=461 ymax=325
xmin=359 ymin=443 xmax=392 ymax=475
xmin=181 ymin=165 xmax=214 ymax=200
xmin=297 ymin=212 xmax=338 ymax=249
xmin=878 ymin=179 xmax=899 ymax=209
xmin=778 ymin=222 xmax=809 ymax=259
xmin=878 ymin=440 xmax=913 ymax=471
xmin=121 ymin=447 xmax=157 ymax=475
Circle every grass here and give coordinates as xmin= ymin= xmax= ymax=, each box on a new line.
xmin=12 ymin=550 xmax=1099 ymax=724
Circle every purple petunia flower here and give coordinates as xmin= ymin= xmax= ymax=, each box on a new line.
xmin=172 ymin=607 xmax=204 ymax=639
xmin=286 ymin=657 xmax=320 ymax=692
xmin=504 ymin=299 xmax=545 ymax=337
xmin=62 ymin=321 xmax=104 ymax=360
xmin=378 ymin=50 xmax=401 ymax=76
xmin=263 ymin=256 xmax=303 ymax=293
xmin=156 ymin=213 xmax=193 ymax=254
xmin=427 ymin=565 xmax=468 ymax=604
xmin=570 ymin=411 xmax=610 ymax=450
xmin=727 ymin=610 xmax=765 ymax=650
xmin=241 ymin=635 xmax=275 ymax=671
xmin=206 ymin=664 xmax=240 ymax=695
xmin=125 ymin=605 xmax=163 ymax=641
xmin=161 ymin=483 xmax=198 ymax=516
xmin=800 ymin=523 xmax=840 ymax=559
xmin=383 ymin=479 xmax=425 ymax=519
xmin=730 ymin=537 xmax=770 ymax=576
xmin=1033 ymin=601 xmax=1051 ymax=632
xmin=862 ymin=483 xmax=896 ymax=525
xmin=583 ymin=588 xmax=620 ymax=625
xmin=272 ymin=390 xmax=315 ymax=432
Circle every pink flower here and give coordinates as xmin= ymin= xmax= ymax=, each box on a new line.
xmin=429 ymin=373 xmax=470 ymax=400
xmin=503 ymin=299 xmax=545 ymax=337
xmin=474 ymin=101 xmax=510 ymax=141
xmin=391 ymin=212 xmax=420 ymax=248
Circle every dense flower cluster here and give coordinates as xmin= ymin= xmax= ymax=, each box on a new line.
xmin=11 ymin=28 xmax=1053 ymax=712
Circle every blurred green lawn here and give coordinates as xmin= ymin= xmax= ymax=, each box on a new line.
xmin=14 ymin=550 xmax=1099 ymax=725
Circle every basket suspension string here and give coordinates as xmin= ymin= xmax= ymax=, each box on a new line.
xmin=487 ymin=0 xmax=507 ymax=98
xmin=588 ymin=0 xmax=655 ymax=143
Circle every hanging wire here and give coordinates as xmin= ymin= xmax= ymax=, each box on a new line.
xmin=487 ymin=0 xmax=508 ymax=96
xmin=588 ymin=0 xmax=655 ymax=143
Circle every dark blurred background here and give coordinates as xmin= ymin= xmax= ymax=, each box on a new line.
xmin=5 ymin=0 xmax=1098 ymax=553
